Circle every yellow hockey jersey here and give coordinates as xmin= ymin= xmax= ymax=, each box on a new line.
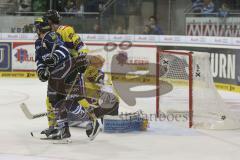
xmin=56 ymin=25 xmax=83 ymax=57
xmin=56 ymin=25 xmax=103 ymax=96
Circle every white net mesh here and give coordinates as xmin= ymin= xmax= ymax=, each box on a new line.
xmin=159 ymin=50 xmax=240 ymax=129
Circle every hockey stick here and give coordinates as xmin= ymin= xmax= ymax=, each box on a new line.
xmin=20 ymin=103 xmax=47 ymax=119
xmin=22 ymin=35 xmax=59 ymax=119
xmin=44 ymin=40 xmax=57 ymax=76
xmin=20 ymin=101 xmax=98 ymax=120
xmin=20 ymin=103 xmax=99 ymax=120
xmin=19 ymin=74 xmax=76 ymax=120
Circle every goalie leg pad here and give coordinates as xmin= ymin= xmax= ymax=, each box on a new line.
xmin=103 ymin=112 xmax=148 ymax=133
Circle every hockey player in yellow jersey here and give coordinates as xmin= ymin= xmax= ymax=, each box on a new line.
xmin=43 ymin=10 xmax=119 ymax=128
xmin=44 ymin=10 xmax=104 ymax=82
xmin=44 ymin=10 xmax=88 ymax=57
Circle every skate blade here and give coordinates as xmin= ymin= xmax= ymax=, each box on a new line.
xmin=30 ymin=131 xmax=72 ymax=144
xmin=52 ymin=138 xmax=72 ymax=144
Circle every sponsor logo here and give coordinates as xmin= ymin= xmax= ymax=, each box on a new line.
xmin=233 ymin=39 xmax=240 ymax=45
xmin=0 ymin=48 xmax=4 ymax=63
xmin=213 ymin=38 xmax=229 ymax=44
xmin=7 ymin=34 xmax=19 ymax=39
xmin=186 ymin=18 xmax=240 ymax=37
xmin=86 ymin=35 xmax=97 ymax=40
xmin=136 ymin=36 xmax=148 ymax=41
xmin=97 ymin=35 xmax=107 ymax=40
xmin=173 ymin=36 xmax=181 ymax=42
xmin=163 ymin=36 xmax=174 ymax=41
xmin=14 ymin=48 xmax=34 ymax=63
xmin=0 ymin=72 xmax=37 ymax=78
xmin=210 ymin=53 xmax=235 ymax=79
xmin=0 ymin=43 xmax=11 ymax=71
xmin=113 ymin=35 xmax=124 ymax=40
xmin=190 ymin=37 xmax=200 ymax=42
xmin=127 ymin=57 xmax=149 ymax=65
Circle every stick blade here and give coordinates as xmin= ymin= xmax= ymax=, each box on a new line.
xmin=20 ymin=103 xmax=34 ymax=119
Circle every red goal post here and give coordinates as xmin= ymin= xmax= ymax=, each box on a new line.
xmin=156 ymin=49 xmax=193 ymax=128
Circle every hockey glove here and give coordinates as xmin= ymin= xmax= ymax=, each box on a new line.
xmin=78 ymin=45 xmax=89 ymax=56
xmin=44 ymin=53 xmax=58 ymax=67
xmin=38 ymin=68 xmax=50 ymax=82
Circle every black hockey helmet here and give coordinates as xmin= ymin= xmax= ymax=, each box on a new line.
xmin=34 ymin=17 xmax=51 ymax=33
xmin=44 ymin=9 xmax=61 ymax=24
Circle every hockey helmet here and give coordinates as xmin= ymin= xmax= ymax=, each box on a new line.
xmin=34 ymin=17 xmax=51 ymax=33
xmin=44 ymin=9 xmax=61 ymax=24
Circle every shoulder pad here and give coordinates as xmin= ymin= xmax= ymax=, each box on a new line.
xmin=48 ymin=32 xmax=58 ymax=42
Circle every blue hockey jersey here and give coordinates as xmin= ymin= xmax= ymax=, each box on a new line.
xmin=35 ymin=31 xmax=70 ymax=74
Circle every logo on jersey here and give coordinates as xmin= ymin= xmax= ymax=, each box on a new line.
xmin=14 ymin=48 xmax=34 ymax=63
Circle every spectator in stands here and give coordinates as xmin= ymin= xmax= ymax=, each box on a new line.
xmin=64 ymin=0 xmax=78 ymax=13
xmin=115 ymin=25 xmax=127 ymax=34
xmin=191 ymin=0 xmax=215 ymax=16
xmin=202 ymin=0 xmax=215 ymax=15
xmin=142 ymin=25 xmax=151 ymax=34
xmin=192 ymin=0 xmax=203 ymax=13
xmin=218 ymin=0 xmax=230 ymax=17
xmin=18 ymin=0 xmax=31 ymax=12
xmin=148 ymin=16 xmax=163 ymax=35
xmin=93 ymin=23 xmax=101 ymax=33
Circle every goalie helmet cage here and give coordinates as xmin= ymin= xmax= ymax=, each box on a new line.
xmin=156 ymin=49 xmax=240 ymax=130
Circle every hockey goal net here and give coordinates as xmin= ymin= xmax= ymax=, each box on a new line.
xmin=87 ymin=43 xmax=239 ymax=130
xmin=157 ymin=49 xmax=240 ymax=129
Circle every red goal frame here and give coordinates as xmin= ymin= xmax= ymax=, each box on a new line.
xmin=156 ymin=49 xmax=193 ymax=128
xmin=86 ymin=43 xmax=194 ymax=128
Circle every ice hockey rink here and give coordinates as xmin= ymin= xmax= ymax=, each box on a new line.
xmin=0 ymin=78 xmax=240 ymax=160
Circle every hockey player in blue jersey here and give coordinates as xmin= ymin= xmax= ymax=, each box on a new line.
xmin=34 ymin=18 xmax=101 ymax=140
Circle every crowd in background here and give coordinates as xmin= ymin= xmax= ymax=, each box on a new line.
xmin=1 ymin=0 xmax=105 ymax=13
xmin=1 ymin=0 xmax=239 ymax=34
xmin=5 ymin=0 xmax=164 ymax=35
xmin=191 ymin=0 xmax=239 ymax=16
xmin=142 ymin=16 xmax=163 ymax=35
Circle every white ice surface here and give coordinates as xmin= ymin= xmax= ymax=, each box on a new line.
xmin=0 ymin=78 xmax=240 ymax=160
